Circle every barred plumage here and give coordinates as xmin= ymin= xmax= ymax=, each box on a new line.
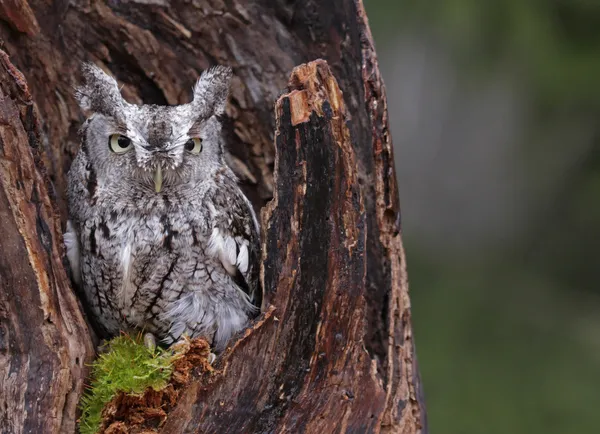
xmin=66 ymin=63 xmax=260 ymax=351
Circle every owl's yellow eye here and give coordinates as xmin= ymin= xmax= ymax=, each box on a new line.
xmin=109 ymin=134 xmax=132 ymax=153
xmin=184 ymin=138 xmax=202 ymax=154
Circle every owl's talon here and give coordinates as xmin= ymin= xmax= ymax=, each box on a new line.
xmin=143 ymin=332 xmax=157 ymax=352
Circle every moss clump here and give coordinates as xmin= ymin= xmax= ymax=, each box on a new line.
xmin=79 ymin=334 xmax=177 ymax=434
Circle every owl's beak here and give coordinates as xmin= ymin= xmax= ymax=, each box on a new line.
xmin=154 ymin=166 xmax=163 ymax=193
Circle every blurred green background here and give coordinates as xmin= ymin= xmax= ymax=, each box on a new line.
xmin=363 ymin=1 xmax=600 ymax=432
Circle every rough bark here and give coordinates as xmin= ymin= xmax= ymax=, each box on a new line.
xmin=0 ymin=1 xmax=426 ymax=433
xmin=160 ymin=59 xmax=419 ymax=433
xmin=0 ymin=51 xmax=94 ymax=434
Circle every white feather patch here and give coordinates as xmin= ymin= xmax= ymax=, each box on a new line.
xmin=64 ymin=220 xmax=81 ymax=286
xmin=223 ymin=237 xmax=237 ymax=269
xmin=237 ymin=243 xmax=249 ymax=274
xmin=118 ymin=242 xmax=135 ymax=310
xmin=207 ymin=228 xmax=237 ymax=276
xmin=207 ymin=228 xmax=251 ymax=277
xmin=121 ymin=243 xmax=132 ymax=280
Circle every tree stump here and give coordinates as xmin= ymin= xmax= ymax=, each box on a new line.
xmin=0 ymin=1 xmax=426 ymax=433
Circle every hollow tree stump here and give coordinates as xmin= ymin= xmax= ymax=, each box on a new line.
xmin=0 ymin=1 xmax=426 ymax=433
xmin=160 ymin=59 xmax=424 ymax=434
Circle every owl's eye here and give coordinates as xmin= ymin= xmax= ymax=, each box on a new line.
xmin=109 ymin=134 xmax=132 ymax=153
xmin=184 ymin=138 xmax=202 ymax=154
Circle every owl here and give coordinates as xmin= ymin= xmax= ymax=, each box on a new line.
xmin=64 ymin=63 xmax=260 ymax=352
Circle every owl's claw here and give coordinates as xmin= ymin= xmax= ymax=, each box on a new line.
xmin=143 ymin=332 xmax=157 ymax=352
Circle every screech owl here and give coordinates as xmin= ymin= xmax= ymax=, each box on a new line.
xmin=64 ymin=63 xmax=260 ymax=352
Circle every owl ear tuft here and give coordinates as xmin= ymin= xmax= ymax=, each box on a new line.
xmin=76 ymin=63 xmax=124 ymax=118
xmin=193 ymin=65 xmax=232 ymax=116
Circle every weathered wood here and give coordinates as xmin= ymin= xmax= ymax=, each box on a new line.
xmin=160 ymin=55 xmax=424 ymax=434
xmin=357 ymin=8 xmax=427 ymax=432
xmin=0 ymin=51 xmax=94 ymax=434
xmin=160 ymin=59 xmax=381 ymax=433
xmin=0 ymin=0 xmax=426 ymax=432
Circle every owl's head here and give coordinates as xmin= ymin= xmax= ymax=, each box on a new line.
xmin=75 ymin=63 xmax=232 ymax=193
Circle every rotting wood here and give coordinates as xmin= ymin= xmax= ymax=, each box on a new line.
xmin=0 ymin=50 xmax=94 ymax=434
xmin=0 ymin=0 xmax=39 ymax=36
xmin=0 ymin=1 xmax=426 ymax=432
xmin=98 ymin=337 xmax=212 ymax=434
xmin=159 ymin=59 xmax=423 ymax=434
xmin=356 ymin=3 xmax=427 ymax=432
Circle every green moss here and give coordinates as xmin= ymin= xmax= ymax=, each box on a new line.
xmin=78 ymin=334 xmax=177 ymax=434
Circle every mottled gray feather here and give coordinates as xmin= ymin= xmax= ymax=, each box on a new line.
xmin=66 ymin=64 xmax=260 ymax=351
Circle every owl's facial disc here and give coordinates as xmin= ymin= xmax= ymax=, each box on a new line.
xmin=148 ymin=152 xmax=177 ymax=193
xmin=148 ymin=137 xmax=202 ymax=192
xmin=106 ymin=130 xmax=176 ymax=193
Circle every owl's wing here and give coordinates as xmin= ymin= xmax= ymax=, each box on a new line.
xmin=64 ymin=220 xmax=82 ymax=287
xmin=207 ymin=227 xmax=254 ymax=292
xmin=206 ymin=187 xmax=260 ymax=307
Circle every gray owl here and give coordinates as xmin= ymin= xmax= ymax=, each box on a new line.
xmin=64 ymin=63 xmax=260 ymax=352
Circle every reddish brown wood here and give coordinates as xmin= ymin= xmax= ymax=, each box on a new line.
xmin=0 ymin=1 xmax=426 ymax=432
xmin=0 ymin=50 xmax=94 ymax=434
xmin=158 ymin=59 xmax=425 ymax=433
xmin=159 ymin=59 xmax=377 ymax=433
xmin=0 ymin=0 xmax=39 ymax=36
xmin=357 ymin=6 xmax=427 ymax=431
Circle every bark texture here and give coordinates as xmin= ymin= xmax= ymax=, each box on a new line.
xmin=0 ymin=1 xmax=426 ymax=433
xmin=0 ymin=51 xmax=94 ymax=434
xmin=161 ymin=59 xmax=423 ymax=433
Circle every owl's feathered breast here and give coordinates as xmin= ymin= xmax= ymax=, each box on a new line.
xmin=67 ymin=147 xmax=260 ymax=346
xmin=67 ymin=62 xmax=259 ymax=349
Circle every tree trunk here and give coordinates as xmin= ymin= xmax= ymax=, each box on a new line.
xmin=0 ymin=1 xmax=426 ymax=433
xmin=0 ymin=51 xmax=94 ymax=434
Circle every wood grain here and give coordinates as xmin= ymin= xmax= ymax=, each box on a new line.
xmin=0 ymin=1 xmax=426 ymax=432
xmin=159 ymin=59 xmax=424 ymax=434
xmin=0 ymin=50 xmax=94 ymax=434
